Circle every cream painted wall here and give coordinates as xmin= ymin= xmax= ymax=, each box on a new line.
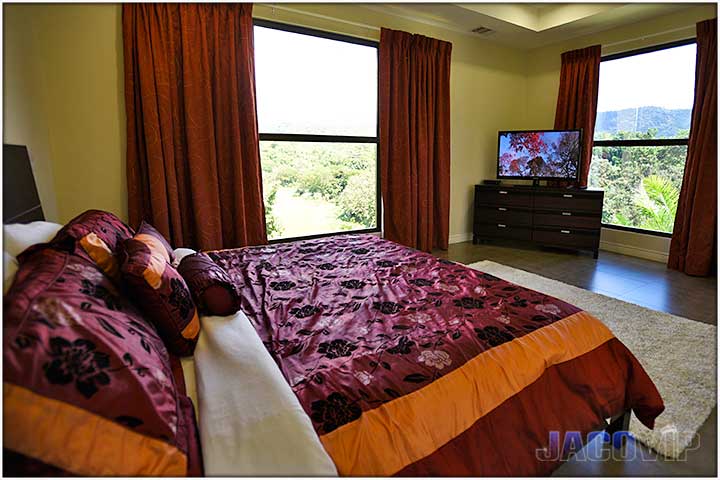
xmin=3 ymin=7 xmax=59 ymax=221
xmin=3 ymin=4 xmax=126 ymax=224
xmin=524 ymin=4 xmax=716 ymax=261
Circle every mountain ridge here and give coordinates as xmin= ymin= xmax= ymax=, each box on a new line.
xmin=595 ymin=106 xmax=691 ymax=138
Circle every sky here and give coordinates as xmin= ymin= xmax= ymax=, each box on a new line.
xmin=596 ymin=43 xmax=696 ymax=113
xmin=254 ymin=26 xmax=377 ymax=136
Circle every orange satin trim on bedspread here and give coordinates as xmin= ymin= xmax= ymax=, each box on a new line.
xmin=319 ymin=310 xmax=615 ymax=476
xmin=4 ymin=383 xmax=187 ymax=476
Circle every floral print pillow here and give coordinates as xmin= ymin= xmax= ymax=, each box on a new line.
xmin=119 ymin=236 xmax=199 ymax=356
xmin=135 ymin=221 xmax=175 ymax=264
xmin=43 ymin=209 xmax=135 ymax=281
xmin=177 ymin=252 xmax=240 ymax=316
xmin=4 ymin=245 xmax=199 ymax=475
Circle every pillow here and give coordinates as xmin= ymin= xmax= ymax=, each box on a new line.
xmin=136 ymin=221 xmax=175 ymax=264
xmin=3 ymin=245 xmax=202 ymax=476
xmin=48 ymin=210 xmax=135 ymax=280
xmin=119 ymin=236 xmax=200 ymax=356
xmin=3 ymin=221 xmax=62 ymax=258
xmin=178 ymin=252 xmax=241 ymax=316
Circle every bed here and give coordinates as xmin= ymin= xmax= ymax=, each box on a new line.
xmin=3 ymin=204 xmax=664 ymax=476
xmin=188 ymin=233 xmax=664 ymax=476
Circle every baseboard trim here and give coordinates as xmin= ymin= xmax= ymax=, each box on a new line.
xmin=449 ymin=232 xmax=473 ymax=244
xmin=599 ymin=240 xmax=669 ymax=264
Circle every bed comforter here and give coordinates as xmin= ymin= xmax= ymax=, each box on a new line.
xmin=203 ymin=234 xmax=664 ymax=476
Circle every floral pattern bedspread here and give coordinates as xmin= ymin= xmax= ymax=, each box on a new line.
xmin=206 ymin=234 xmax=663 ymax=476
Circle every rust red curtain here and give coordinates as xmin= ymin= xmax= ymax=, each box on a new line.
xmin=123 ymin=3 xmax=267 ymax=250
xmin=668 ymin=19 xmax=717 ymax=276
xmin=553 ymin=45 xmax=602 ymax=187
xmin=379 ymin=28 xmax=452 ymax=252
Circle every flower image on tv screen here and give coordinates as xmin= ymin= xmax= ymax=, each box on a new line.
xmin=497 ymin=130 xmax=580 ymax=179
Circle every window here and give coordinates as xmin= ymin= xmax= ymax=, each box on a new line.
xmin=588 ymin=40 xmax=696 ymax=236
xmin=253 ymin=20 xmax=379 ymax=241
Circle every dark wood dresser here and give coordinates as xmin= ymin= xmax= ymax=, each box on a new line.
xmin=473 ymin=184 xmax=604 ymax=258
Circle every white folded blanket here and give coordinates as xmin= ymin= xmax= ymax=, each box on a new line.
xmin=193 ymin=311 xmax=337 ymax=476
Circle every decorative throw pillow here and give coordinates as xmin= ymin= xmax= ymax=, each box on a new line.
xmin=3 ymin=246 xmax=202 ymax=476
xmin=136 ymin=221 xmax=175 ymax=264
xmin=178 ymin=252 xmax=241 ymax=316
xmin=48 ymin=209 xmax=135 ymax=280
xmin=119 ymin=235 xmax=200 ymax=356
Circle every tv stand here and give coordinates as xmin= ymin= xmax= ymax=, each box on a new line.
xmin=472 ymin=184 xmax=604 ymax=258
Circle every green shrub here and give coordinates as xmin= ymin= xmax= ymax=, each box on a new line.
xmin=263 ymin=183 xmax=282 ymax=238
xmin=337 ymin=171 xmax=376 ymax=227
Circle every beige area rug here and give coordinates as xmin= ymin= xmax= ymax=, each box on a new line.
xmin=468 ymin=260 xmax=716 ymax=459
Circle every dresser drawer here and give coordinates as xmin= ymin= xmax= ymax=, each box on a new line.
xmin=475 ymin=206 xmax=532 ymax=226
xmin=475 ymin=188 xmax=532 ymax=208
xmin=534 ymin=192 xmax=603 ymax=213
xmin=533 ymin=211 xmax=601 ymax=229
xmin=475 ymin=223 xmax=531 ymax=241
xmin=533 ymin=227 xmax=598 ymax=249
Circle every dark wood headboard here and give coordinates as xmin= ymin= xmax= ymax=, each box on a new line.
xmin=3 ymin=144 xmax=45 ymax=223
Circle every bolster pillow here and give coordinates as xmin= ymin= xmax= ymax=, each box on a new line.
xmin=178 ymin=252 xmax=241 ymax=317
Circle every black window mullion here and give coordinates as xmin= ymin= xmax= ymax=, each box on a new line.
xmin=601 ymin=37 xmax=696 ymax=62
xmin=593 ymin=138 xmax=689 ymax=148
xmin=253 ymin=18 xmax=378 ymax=48
xmin=258 ymin=133 xmax=378 ymax=143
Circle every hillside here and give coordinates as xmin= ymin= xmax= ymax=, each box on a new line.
xmin=595 ymin=106 xmax=691 ymax=138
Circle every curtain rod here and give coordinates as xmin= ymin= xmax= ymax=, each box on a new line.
xmin=261 ymin=4 xmax=381 ymax=33
xmin=602 ymin=24 xmax=697 ymax=49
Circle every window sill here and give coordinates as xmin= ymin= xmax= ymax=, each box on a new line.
xmin=268 ymin=227 xmax=381 ymax=244
xmin=601 ymin=223 xmax=673 ymax=238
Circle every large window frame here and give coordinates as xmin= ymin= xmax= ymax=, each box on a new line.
xmin=592 ymin=37 xmax=696 ymax=238
xmin=253 ymin=19 xmax=381 ymax=244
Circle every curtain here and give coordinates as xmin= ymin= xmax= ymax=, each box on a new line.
xmin=553 ymin=45 xmax=602 ymax=187
xmin=379 ymin=28 xmax=452 ymax=252
xmin=668 ymin=19 xmax=717 ymax=276
xmin=123 ymin=3 xmax=267 ymax=250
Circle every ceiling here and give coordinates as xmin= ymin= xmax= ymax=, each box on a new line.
xmin=365 ymin=3 xmax=702 ymax=49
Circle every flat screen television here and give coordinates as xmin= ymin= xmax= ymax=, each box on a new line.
xmin=497 ymin=129 xmax=581 ymax=183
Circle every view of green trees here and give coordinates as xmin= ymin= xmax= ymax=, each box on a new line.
xmin=588 ymin=127 xmax=688 ymax=234
xmin=617 ymin=175 xmax=680 ymax=232
xmin=260 ymin=142 xmax=377 ymax=240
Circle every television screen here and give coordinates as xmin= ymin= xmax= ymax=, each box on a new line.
xmin=497 ymin=130 xmax=581 ymax=180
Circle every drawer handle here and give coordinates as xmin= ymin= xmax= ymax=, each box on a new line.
xmin=562 ymin=212 xmax=572 ymax=216
xmin=560 ymin=229 xmax=571 ymax=234
xmin=499 ymin=190 xmax=508 ymax=194
xmin=563 ymin=194 xmax=573 ymax=198
xmin=498 ymin=207 xmax=507 ymax=211
xmin=498 ymin=224 xmax=507 ymax=228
